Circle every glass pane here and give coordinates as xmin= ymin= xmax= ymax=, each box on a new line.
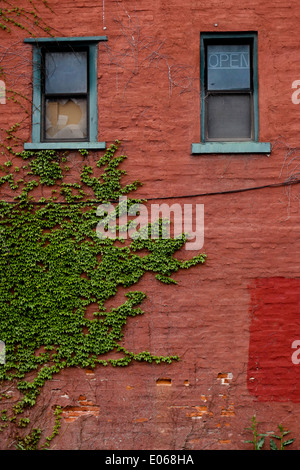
xmin=207 ymin=94 xmax=251 ymax=140
xmin=45 ymin=51 xmax=88 ymax=94
xmin=45 ymin=98 xmax=88 ymax=140
xmin=207 ymin=44 xmax=250 ymax=90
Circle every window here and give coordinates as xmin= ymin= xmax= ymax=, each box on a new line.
xmin=192 ymin=32 xmax=271 ymax=154
xmin=24 ymin=37 xmax=107 ymax=150
xmin=43 ymin=48 xmax=89 ymax=142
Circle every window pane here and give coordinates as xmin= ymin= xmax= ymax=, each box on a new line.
xmin=207 ymin=94 xmax=251 ymax=140
xmin=45 ymin=98 xmax=88 ymax=140
xmin=207 ymin=44 xmax=250 ymax=90
xmin=45 ymin=51 xmax=88 ymax=94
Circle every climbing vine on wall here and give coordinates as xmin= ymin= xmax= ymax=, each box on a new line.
xmin=0 ymin=0 xmax=207 ymax=450
xmin=0 ymin=0 xmax=52 ymax=34
xmin=0 ymin=141 xmax=206 ymax=448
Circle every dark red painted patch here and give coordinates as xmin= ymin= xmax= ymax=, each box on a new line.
xmin=248 ymin=277 xmax=300 ymax=402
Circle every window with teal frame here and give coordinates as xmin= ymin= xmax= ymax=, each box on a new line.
xmin=24 ymin=36 xmax=107 ymax=150
xmin=192 ymin=32 xmax=271 ymax=155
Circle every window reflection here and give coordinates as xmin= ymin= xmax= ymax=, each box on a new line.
xmin=207 ymin=44 xmax=250 ymax=90
xmin=207 ymin=94 xmax=251 ymax=139
xmin=45 ymin=98 xmax=88 ymax=140
xmin=45 ymin=51 xmax=88 ymax=94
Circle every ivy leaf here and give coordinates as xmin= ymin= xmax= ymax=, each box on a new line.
xmin=270 ymin=439 xmax=278 ymax=450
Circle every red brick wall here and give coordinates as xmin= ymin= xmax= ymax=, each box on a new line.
xmin=0 ymin=0 xmax=299 ymax=450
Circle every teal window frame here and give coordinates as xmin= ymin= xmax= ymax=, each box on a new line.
xmin=192 ymin=32 xmax=271 ymax=155
xmin=24 ymin=36 xmax=107 ymax=150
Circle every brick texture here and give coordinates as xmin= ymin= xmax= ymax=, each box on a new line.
xmin=0 ymin=0 xmax=299 ymax=450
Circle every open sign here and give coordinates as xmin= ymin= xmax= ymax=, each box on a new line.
xmin=208 ymin=51 xmax=250 ymax=69
xmin=207 ymin=44 xmax=250 ymax=90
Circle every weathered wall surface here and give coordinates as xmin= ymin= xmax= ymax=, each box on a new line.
xmin=0 ymin=0 xmax=299 ymax=450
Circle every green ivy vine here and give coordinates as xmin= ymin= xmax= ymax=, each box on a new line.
xmin=0 ymin=0 xmax=52 ymax=34
xmin=0 ymin=141 xmax=206 ymax=449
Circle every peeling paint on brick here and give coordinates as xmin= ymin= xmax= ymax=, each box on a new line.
xmin=217 ymin=373 xmax=233 ymax=385
xmin=62 ymin=395 xmax=100 ymax=423
xmin=156 ymin=378 xmax=172 ymax=386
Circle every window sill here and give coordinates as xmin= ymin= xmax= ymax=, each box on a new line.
xmin=191 ymin=141 xmax=271 ymax=155
xmin=24 ymin=142 xmax=106 ymax=151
